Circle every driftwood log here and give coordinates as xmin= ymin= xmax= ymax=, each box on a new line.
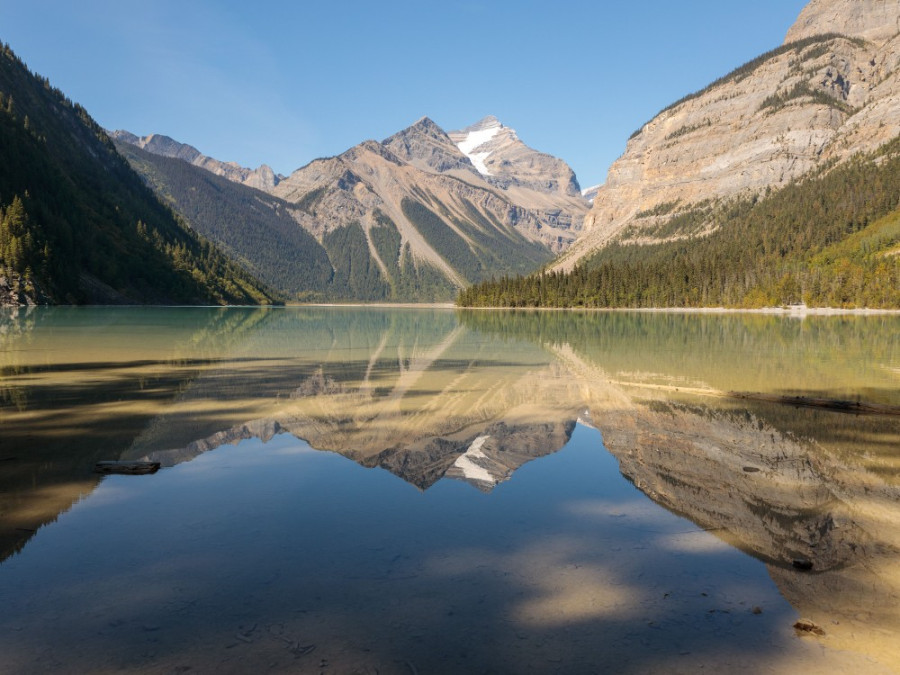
xmin=94 ymin=461 xmax=160 ymax=475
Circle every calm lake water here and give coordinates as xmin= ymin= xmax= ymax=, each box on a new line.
xmin=1 ymin=307 xmax=899 ymax=674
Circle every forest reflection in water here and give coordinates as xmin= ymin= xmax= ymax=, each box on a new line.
xmin=1 ymin=306 xmax=899 ymax=673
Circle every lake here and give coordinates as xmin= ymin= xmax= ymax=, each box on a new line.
xmin=1 ymin=307 xmax=899 ymax=674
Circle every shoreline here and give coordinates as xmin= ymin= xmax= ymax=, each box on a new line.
xmin=5 ymin=303 xmax=900 ymax=315
xmin=289 ymin=302 xmax=457 ymax=309
xmin=446 ymin=304 xmax=900 ymax=316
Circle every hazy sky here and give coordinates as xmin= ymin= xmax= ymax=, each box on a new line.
xmin=1 ymin=0 xmax=808 ymax=188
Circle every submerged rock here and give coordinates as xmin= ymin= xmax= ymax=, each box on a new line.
xmin=793 ymin=618 xmax=826 ymax=636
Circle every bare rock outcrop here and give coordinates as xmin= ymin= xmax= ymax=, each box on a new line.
xmin=786 ymin=0 xmax=900 ymax=44
xmin=383 ymin=116 xmax=481 ymax=178
xmin=109 ymin=130 xmax=281 ymax=192
xmin=0 ymin=273 xmax=36 ymax=307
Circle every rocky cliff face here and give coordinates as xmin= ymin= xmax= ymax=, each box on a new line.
xmin=109 ymin=130 xmax=281 ymax=192
xmin=558 ymin=0 xmax=900 ymax=270
xmin=0 ymin=272 xmax=40 ymax=307
xmin=786 ymin=0 xmax=900 ymax=43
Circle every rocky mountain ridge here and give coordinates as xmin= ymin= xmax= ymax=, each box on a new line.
xmin=557 ymin=0 xmax=900 ymax=270
xmin=268 ymin=125 xmax=557 ymax=295
xmin=109 ymin=130 xmax=282 ymax=192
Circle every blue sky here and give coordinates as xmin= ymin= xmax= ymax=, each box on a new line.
xmin=1 ymin=0 xmax=808 ymax=188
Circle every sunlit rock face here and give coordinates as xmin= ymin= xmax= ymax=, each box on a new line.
xmin=116 ymin=116 xmax=588 ymax=294
xmin=445 ymin=116 xmax=589 ymax=251
xmin=786 ymin=0 xmax=900 ymax=44
xmin=273 ymin=116 xmax=586 ymax=262
xmin=558 ymin=0 xmax=900 ymax=269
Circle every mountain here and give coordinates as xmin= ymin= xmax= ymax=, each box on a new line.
xmin=556 ymin=0 xmax=900 ymax=270
xmin=109 ymin=130 xmax=282 ymax=192
xmin=382 ymin=115 xmax=477 ymax=177
xmin=116 ymin=116 xmax=588 ymax=302
xmin=278 ymin=114 xmax=589 ymax=252
xmin=0 ymin=44 xmax=275 ymax=306
xmin=270 ymin=124 xmax=557 ymax=299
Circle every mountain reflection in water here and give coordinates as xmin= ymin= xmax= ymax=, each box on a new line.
xmin=1 ymin=306 xmax=899 ymax=672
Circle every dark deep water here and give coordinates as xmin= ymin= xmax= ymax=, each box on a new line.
xmin=1 ymin=307 xmax=898 ymax=673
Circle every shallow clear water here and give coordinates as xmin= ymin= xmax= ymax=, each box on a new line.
xmin=1 ymin=307 xmax=899 ymax=673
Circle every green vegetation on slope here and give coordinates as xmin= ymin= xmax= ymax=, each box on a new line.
xmin=401 ymin=196 xmax=552 ymax=287
xmin=401 ymin=198 xmax=483 ymax=284
xmin=758 ymin=81 xmax=856 ymax=115
xmin=0 ymin=43 xmax=274 ymax=305
xmin=458 ymin=137 xmax=900 ymax=309
xmin=114 ymin=141 xmax=333 ymax=300
xmin=369 ymin=210 xmax=456 ymax=301
xmin=322 ymin=221 xmax=391 ymax=301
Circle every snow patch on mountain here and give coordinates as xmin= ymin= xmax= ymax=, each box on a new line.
xmin=581 ymin=184 xmax=602 ymax=203
xmin=455 ymin=126 xmax=501 ymax=176
xmin=451 ymin=434 xmax=495 ymax=483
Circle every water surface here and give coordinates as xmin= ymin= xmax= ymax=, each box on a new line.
xmin=1 ymin=307 xmax=898 ymax=673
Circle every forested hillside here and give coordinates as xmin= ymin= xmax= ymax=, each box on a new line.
xmin=113 ymin=141 xmax=334 ymax=300
xmin=458 ymin=137 xmax=900 ymax=309
xmin=0 ymin=44 xmax=275 ymax=305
